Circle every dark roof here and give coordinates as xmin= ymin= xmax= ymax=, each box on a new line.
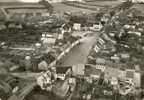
xmin=56 ymin=67 xmax=71 ymax=74
xmin=126 ymin=70 xmax=134 ymax=79
xmin=85 ymin=66 xmax=102 ymax=76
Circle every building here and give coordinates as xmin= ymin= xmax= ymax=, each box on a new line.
xmin=120 ymin=53 xmax=130 ymax=59
xmin=130 ymin=0 xmax=144 ymax=3
xmin=37 ymin=70 xmax=53 ymax=90
xmin=104 ymin=67 xmax=123 ymax=79
xmin=72 ymin=64 xmax=85 ymax=76
xmin=128 ymin=31 xmax=141 ymax=36
xmin=73 ymin=23 xmax=81 ymax=31
xmin=52 ymin=79 xmax=70 ymax=97
xmin=85 ymin=64 xmax=104 ymax=79
xmin=41 ymin=33 xmax=56 ymax=44
xmin=90 ymin=23 xmax=103 ymax=31
xmin=125 ymin=69 xmax=141 ymax=87
xmin=56 ymin=67 xmax=72 ymax=80
xmin=96 ymin=58 xmax=106 ymax=64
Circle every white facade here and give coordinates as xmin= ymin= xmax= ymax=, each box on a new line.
xmin=130 ymin=0 xmax=144 ymax=3
xmin=73 ymin=23 xmax=81 ymax=31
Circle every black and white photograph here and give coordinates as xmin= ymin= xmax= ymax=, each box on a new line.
xmin=0 ymin=0 xmax=144 ymax=100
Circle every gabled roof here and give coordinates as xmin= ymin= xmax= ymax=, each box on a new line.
xmin=56 ymin=67 xmax=71 ymax=74
xmin=85 ymin=65 xmax=102 ymax=76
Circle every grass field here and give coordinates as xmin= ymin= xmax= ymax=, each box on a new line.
xmin=52 ymin=0 xmax=122 ymax=13
xmin=52 ymin=3 xmax=97 ymax=13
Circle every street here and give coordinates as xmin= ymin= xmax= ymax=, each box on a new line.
xmin=60 ymin=32 xmax=99 ymax=66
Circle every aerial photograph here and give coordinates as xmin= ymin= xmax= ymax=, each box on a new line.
xmin=0 ymin=0 xmax=144 ymax=100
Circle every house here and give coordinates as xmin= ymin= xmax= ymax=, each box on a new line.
xmin=134 ymin=72 xmax=141 ymax=87
xmin=125 ymin=70 xmax=135 ymax=79
xmin=94 ymin=64 xmax=106 ymax=72
xmin=85 ymin=64 xmax=103 ymax=79
xmin=108 ymin=32 xmax=115 ymax=37
xmin=68 ymin=77 xmax=76 ymax=84
xmin=125 ymin=69 xmax=141 ymax=87
xmin=101 ymin=33 xmax=116 ymax=44
xmin=124 ymin=24 xmax=135 ymax=29
xmin=38 ymin=60 xmax=48 ymax=70
xmin=101 ymin=16 xmax=109 ymax=23
xmin=110 ymin=55 xmax=120 ymax=62
xmin=90 ymin=23 xmax=103 ymax=31
xmin=72 ymin=64 xmax=85 ymax=76
xmin=96 ymin=58 xmax=106 ymax=64
xmin=110 ymin=77 xmax=118 ymax=86
xmin=47 ymin=0 xmax=63 ymax=3
xmin=37 ymin=70 xmax=53 ymax=90
xmin=86 ymin=67 xmax=102 ymax=79
xmin=41 ymin=33 xmax=56 ymax=44
xmin=128 ymin=31 xmax=141 ymax=36
xmin=90 ymin=68 xmax=102 ymax=79
xmin=73 ymin=23 xmax=81 ymax=31
xmin=98 ymin=38 xmax=105 ymax=45
xmin=94 ymin=45 xmax=100 ymax=53
xmin=104 ymin=67 xmax=123 ymax=79
xmin=120 ymin=53 xmax=130 ymax=59
xmin=56 ymin=67 xmax=72 ymax=80
xmin=130 ymin=0 xmax=144 ymax=3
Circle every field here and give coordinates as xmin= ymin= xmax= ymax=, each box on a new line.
xmin=52 ymin=0 xmax=122 ymax=13
xmin=52 ymin=3 xmax=96 ymax=13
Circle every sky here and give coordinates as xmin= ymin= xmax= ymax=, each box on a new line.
xmin=0 ymin=0 xmax=41 ymax=2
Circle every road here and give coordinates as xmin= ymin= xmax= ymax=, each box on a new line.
xmin=60 ymin=33 xmax=99 ymax=66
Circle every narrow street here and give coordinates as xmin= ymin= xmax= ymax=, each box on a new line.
xmin=60 ymin=33 xmax=99 ymax=66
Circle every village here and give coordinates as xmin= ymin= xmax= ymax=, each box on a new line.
xmin=0 ymin=0 xmax=144 ymax=100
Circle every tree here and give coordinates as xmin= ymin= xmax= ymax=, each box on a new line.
xmin=39 ymin=0 xmax=53 ymax=14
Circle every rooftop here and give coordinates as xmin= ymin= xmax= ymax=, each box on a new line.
xmin=85 ymin=65 xmax=102 ymax=76
xmin=56 ymin=67 xmax=71 ymax=74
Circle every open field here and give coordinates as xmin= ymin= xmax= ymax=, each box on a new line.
xmin=51 ymin=0 xmax=122 ymax=13
xmin=63 ymin=0 xmax=122 ymax=8
xmin=51 ymin=3 xmax=97 ymax=13
xmin=61 ymin=0 xmax=122 ymax=12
